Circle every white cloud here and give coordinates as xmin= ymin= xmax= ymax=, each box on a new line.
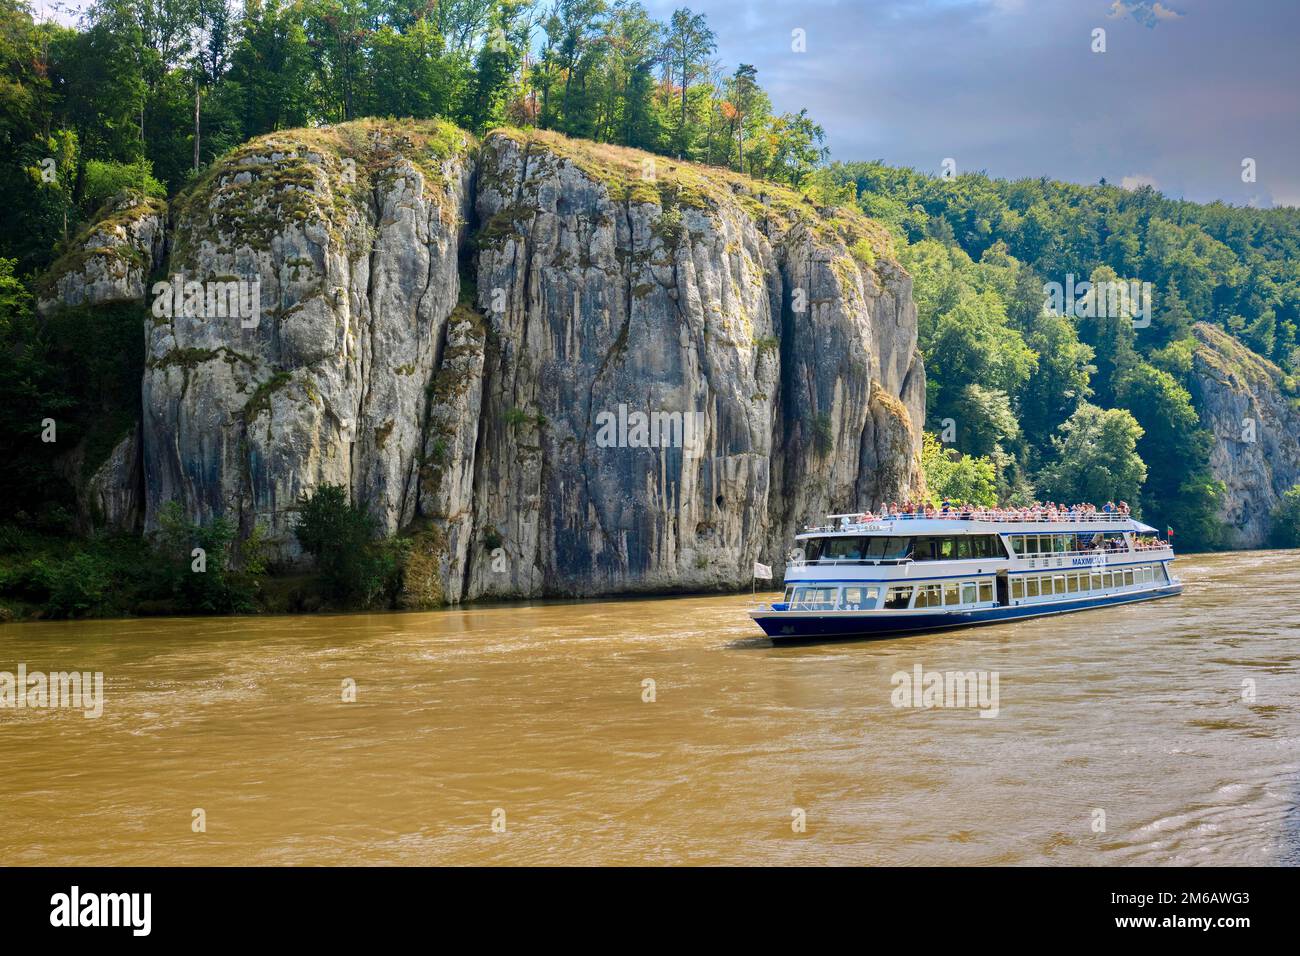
xmin=1120 ymin=173 xmax=1161 ymax=191
xmin=1109 ymin=1 xmax=1185 ymax=28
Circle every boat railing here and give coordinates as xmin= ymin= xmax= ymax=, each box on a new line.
xmin=790 ymin=542 xmax=1172 ymax=567
xmin=805 ymin=511 xmax=1137 ymax=533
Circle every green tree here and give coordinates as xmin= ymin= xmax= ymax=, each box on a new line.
xmin=1269 ymin=485 xmax=1300 ymax=549
xmin=295 ymin=484 xmax=401 ymax=607
xmin=224 ymin=0 xmax=313 ymax=138
xmin=1019 ymin=311 xmax=1094 ymax=456
xmin=920 ymin=432 xmax=997 ymax=507
xmin=153 ymin=501 xmax=264 ymax=612
xmin=923 ymin=288 xmax=1037 ymax=422
xmin=760 ymin=108 xmax=826 ymax=187
xmin=1113 ymin=361 xmax=1221 ymax=545
xmin=1037 ymin=403 xmax=1147 ymax=507
xmin=662 ymin=6 xmax=713 ymax=157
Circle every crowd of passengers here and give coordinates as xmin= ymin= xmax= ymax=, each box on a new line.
xmin=850 ymin=500 xmax=1133 ymax=522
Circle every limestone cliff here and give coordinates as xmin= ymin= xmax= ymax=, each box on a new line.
xmin=51 ymin=119 xmax=927 ymax=603
xmin=1190 ymin=322 xmax=1300 ymax=548
xmin=467 ymin=129 xmax=922 ymax=597
xmin=141 ymin=119 xmax=475 ymax=546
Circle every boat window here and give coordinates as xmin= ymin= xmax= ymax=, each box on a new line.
xmin=884 ymin=586 xmax=914 ymax=609
xmin=979 ymin=580 xmax=994 ymax=603
xmin=1090 ymin=572 xmax=1102 ymax=591
xmin=1052 ymin=575 xmax=1065 ymax=594
xmin=1124 ymin=569 xmax=1135 ymax=587
xmin=792 ymin=586 xmax=838 ymax=610
xmin=1011 ymin=578 xmax=1024 ymax=600
xmin=961 ymin=582 xmax=978 ymax=605
xmin=915 ymin=584 xmax=942 ymax=608
xmin=841 ymin=586 xmax=877 ymax=609
xmin=883 ymin=537 xmax=913 ymax=561
xmin=1156 ymin=565 xmax=1168 ymax=584
xmin=864 ymin=537 xmax=889 ymax=560
xmin=822 ymin=536 xmax=865 ymax=562
xmin=911 ymin=535 xmax=1003 ymax=561
xmin=1068 ymin=574 xmax=1080 ymax=593
xmin=1011 ymin=537 xmax=1026 ymax=555
xmin=912 ymin=536 xmax=940 ymax=561
xmin=943 ymin=582 xmax=960 ymax=606
xmin=783 ymin=586 xmax=795 ymax=604
xmin=801 ymin=539 xmax=825 ymax=563
xmin=1026 ymin=577 xmax=1040 ymax=598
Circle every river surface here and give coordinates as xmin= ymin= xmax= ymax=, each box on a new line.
xmin=1 ymin=550 xmax=1297 ymax=866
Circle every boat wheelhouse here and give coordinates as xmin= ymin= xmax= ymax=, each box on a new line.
xmin=750 ymin=511 xmax=1181 ymax=640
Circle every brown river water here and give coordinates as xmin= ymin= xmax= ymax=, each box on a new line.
xmin=1 ymin=549 xmax=1297 ymax=866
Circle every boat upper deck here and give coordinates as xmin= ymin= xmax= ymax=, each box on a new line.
xmin=799 ymin=511 xmax=1155 ymax=539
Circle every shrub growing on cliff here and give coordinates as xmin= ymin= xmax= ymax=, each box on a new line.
xmin=81 ymin=160 xmax=166 ymax=211
xmin=295 ymin=485 xmax=401 ymax=608
xmin=1270 ymin=486 xmax=1300 ymax=549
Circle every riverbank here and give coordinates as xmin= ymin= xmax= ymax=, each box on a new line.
xmin=0 ymin=525 xmax=763 ymax=623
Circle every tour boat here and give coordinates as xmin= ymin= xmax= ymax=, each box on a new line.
xmin=750 ymin=511 xmax=1182 ymax=641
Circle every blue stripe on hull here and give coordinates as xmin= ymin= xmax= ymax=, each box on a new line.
xmin=753 ymin=586 xmax=1183 ymax=641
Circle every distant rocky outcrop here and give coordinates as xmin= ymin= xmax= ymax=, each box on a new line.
xmin=45 ymin=119 xmax=927 ymax=603
xmin=1190 ymin=322 xmax=1300 ymax=548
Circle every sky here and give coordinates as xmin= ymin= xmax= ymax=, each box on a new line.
xmin=642 ymin=0 xmax=1300 ymax=207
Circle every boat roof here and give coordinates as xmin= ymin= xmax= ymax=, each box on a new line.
xmin=798 ymin=516 xmax=1158 ymax=539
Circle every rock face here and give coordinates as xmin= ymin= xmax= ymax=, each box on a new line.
xmin=141 ymin=120 xmax=475 ymax=548
xmin=1190 ymin=323 xmax=1300 ymax=548
xmin=94 ymin=119 xmax=924 ymax=602
xmin=36 ymin=194 xmax=166 ymax=315
xmin=460 ymin=129 xmax=922 ymax=598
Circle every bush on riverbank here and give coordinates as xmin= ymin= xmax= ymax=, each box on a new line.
xmin=1270 ymin=486 xmax=1300 ymax=548
xmin=0 ymin=486 xmax=420 ymax=622
xmin=0 ymin=507 xmax=267 ymax=620
xmin=294 ymin=485 xmax=408 ymax=610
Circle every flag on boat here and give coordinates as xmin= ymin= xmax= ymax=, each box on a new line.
xmin=1167 ymin=526 xmax=1174 ymax=538
xmin=753 ymin=561 xmax=773 ymax=580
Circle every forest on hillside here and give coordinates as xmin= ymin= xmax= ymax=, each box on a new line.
xmin=808 ymin=161 xmax=1300 ymax=548
xmin=2 ymin=0 xmax=1300 ymax=619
